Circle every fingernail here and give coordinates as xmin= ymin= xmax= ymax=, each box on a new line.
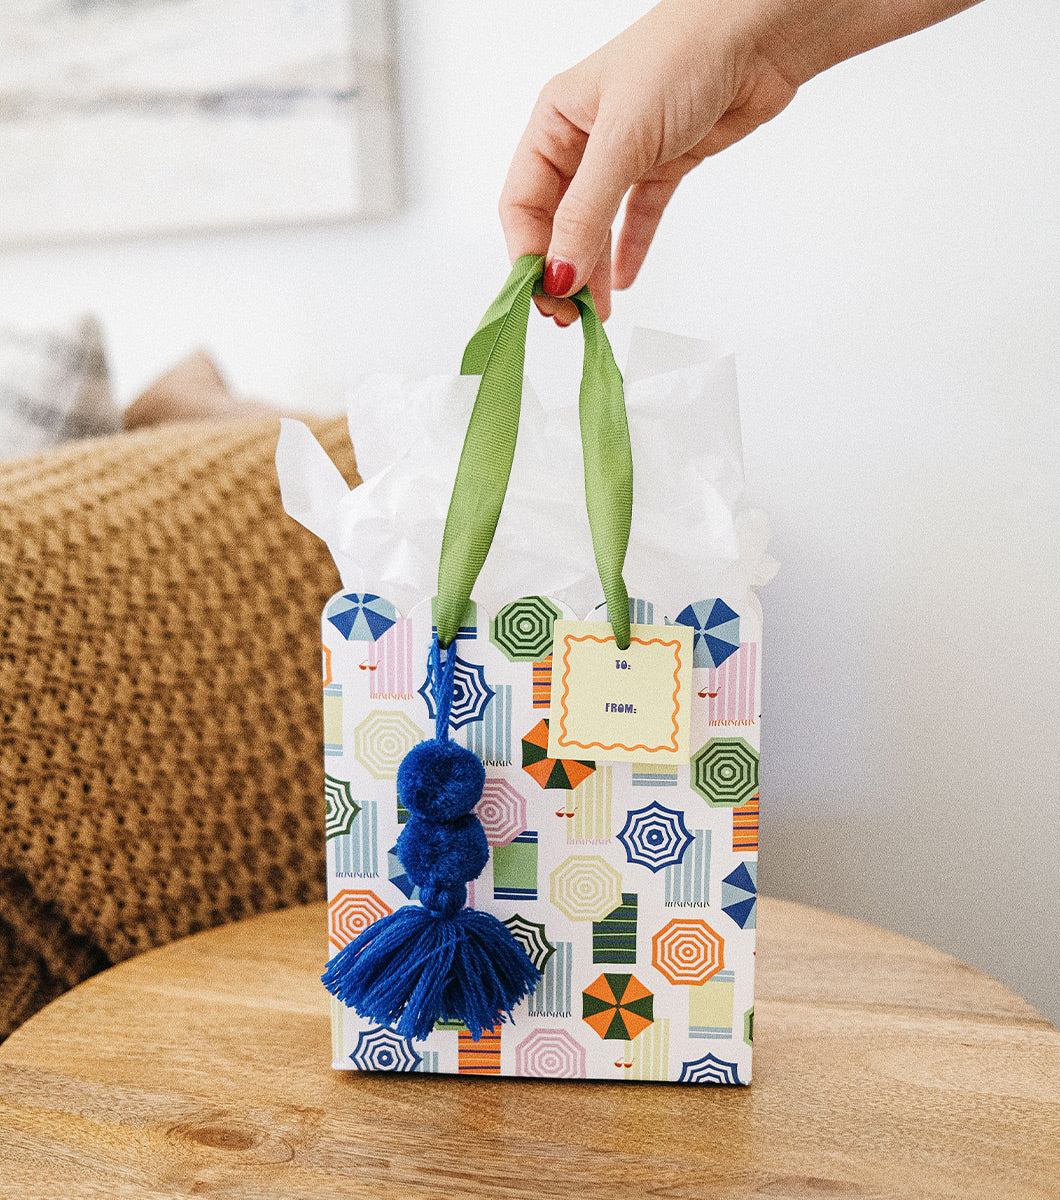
xmin=543 ymin=258 xmax=575 ymax=297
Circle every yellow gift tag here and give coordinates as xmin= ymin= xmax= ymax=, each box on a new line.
xmin=547 ymin=620 xmax=693 ymax=764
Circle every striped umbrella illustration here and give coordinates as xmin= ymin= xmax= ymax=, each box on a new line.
xmin=678 ymin=1051 xmax=743 ymax=1085
xmin=521 ymin=719 xmax=595 ymax=790
xmin=353 ymin=711 xmax=424 ymax=780
xmin=490 ymin=595 xmax=562 ymax=662
xmin=515 ymin=1029 xmax=586 ymax=1079
xmin=324 ymin=774 xmax=360 ymax=840
xmin=550 ymin=855 xmax=623 ymax=922
xmin=582 ymin=973 xmax=654 ymax=1040
xmin=651 ymin=918 xmax=725 ymax=985
xmin=690 ymin=736 xmax=759 ymax=806
xmin=418 ymin=651 xmax=495 ymax=730
xmin=326 ymin=593 xmax=398 ymax=642
xmin=503 ymin=913 xmax=556 ymax=972
xmin=722 ymin=860 xmax=757 ymax=929
xmin=673 ymin=598 xmax=740 ymax=669
xmin=327 ymin=889 xmax=393 ymax=949
xmin=617 ymin=800 xmax=694 ymax=872
xmin=350 ymin=1025 xmax=422 ymax=1073
xmin=475 ymin=778 xmax=528 ymax=846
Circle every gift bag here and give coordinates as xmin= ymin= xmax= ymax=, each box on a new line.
xmin=277 ymin=256 xmax=774 ymax=1084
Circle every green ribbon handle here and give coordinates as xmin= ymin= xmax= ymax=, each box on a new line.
xmin=435 ymin=254 xmax=632 ymax=651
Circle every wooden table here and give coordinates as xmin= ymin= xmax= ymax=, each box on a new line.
xmin=0 ymin=899 xmax=1057 ymax=1200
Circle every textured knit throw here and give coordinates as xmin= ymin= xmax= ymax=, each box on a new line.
xmin=0 ymin=417 xmax=358 ymax=1039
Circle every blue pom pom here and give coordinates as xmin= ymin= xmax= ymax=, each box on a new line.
xmin=322 ymin=732 xmax=537 ymax=1042
xmin=398 ymin=738 xmax=485 ymax=822
xmin=397 ymin=813 xmax=489 ymax=888
xmin=321 ymin=905 xmax=540 ymax=1041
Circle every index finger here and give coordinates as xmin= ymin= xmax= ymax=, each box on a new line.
xmin=498 ymin=84 xmax=590 ymax=262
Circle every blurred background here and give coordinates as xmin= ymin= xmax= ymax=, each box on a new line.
xmin=0 ymin=1 xmax=1057 ymax=1021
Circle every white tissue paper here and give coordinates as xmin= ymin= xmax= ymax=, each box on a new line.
xmin=276 ymin=327 xmax=777 ymax=619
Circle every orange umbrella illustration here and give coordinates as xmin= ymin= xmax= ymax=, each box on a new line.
xmin=521 ymin=718 xmax=595 ymax=790
xmin=651 ymin=918 xmax=725 ymax=985
xmin=582 ymin=973 xmax=654 ymax=1040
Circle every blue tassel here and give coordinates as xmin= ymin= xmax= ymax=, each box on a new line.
xmin=322 ymin=890 xmax=540 ymax=1041
xmin=322 ymin=638 xmax=540 ymax=1041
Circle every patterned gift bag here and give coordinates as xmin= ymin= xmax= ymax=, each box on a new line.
xmin=321 ymin=592 xmax=759 ymax=1083
xmin=283 ymin=256 xmax=764 ymax=1084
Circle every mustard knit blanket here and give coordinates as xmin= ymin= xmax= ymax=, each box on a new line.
xmin=0 ymin=417 xmax=358 ymax=1037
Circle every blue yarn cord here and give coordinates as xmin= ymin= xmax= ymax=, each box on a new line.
xmin=431 ymin=634 xmax=457 ymax=742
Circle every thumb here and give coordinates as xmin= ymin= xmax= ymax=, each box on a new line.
xmin=543 ymin=118 xmax=640 ymax=298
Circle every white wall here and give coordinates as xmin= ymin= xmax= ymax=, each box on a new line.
xmin=2 ymin=1 xmax=1057 ymax=1020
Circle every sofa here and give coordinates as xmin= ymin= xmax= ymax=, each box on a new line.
xmin=0 ymin=414 xmax=359 ymax=1037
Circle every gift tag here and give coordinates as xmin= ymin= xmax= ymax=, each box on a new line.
xmin=547 ymin=620 xmax=693 ymax=764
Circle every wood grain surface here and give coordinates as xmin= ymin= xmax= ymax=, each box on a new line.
xmin=0 ymin=898 xmax=1057 ymax=1200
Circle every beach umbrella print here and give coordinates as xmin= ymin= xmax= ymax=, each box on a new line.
xmin=678 ymin=1052 xmax=743 ymax=1085
xmin=651 ymin=918 xmax=725 ymax=985
xmin=550 ymin=855 xmax=623 ymax=922
xmin=475 ymin=778 xmax=528 ymax=846
xmin=418 ymin=651 xmax=495 ymax=731
xmin=326 ymin=593 xmax=398 ymax=642
xmin=690 ymin=736 xmax=759 ymax=806
xmin=673 ymin=599 xmax=740 ymax=669
xmin=490 ymin=595 xmax=562 ymax=662
xmin=503 ymin=914 xmax=556 ymax=972
xmin=521 ymin=719 xmax=595 ymax=790
xmin=327 ymin=888 xmax=393 ymax=949
xmin=387 ymin=844 xmax=417 ymax=900
xmin=353 ymin=711 xmax=425 ymax=780
xmin=324 ymin=774 xmax=360 ymax=840
xmin=350 ymin=1026 xmax=422 ymax=1073
xmin=582 ymin=973 xmax=654 ymax=1040
xmin=617 ymin=800 xmax=694 ymax=872
xmin=515 ymin=1029 xmax=586 ymax=1079
xmin=722 ymin=860 xmax=758 ymax=929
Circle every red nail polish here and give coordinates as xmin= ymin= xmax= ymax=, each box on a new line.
xmin=543 ymin=258 xmax=575 ymax=297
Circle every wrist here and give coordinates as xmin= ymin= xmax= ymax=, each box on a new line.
xmin=739 ymin=0 xmax=982 ymax=85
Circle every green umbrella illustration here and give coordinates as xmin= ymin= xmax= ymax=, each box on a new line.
xmin=521 ymin=719 xmax=595 ymax=790
xmin=690 ymin=736 xmax=759 ymax=806
xmin=491 ymin=595 xmax=562 ymax=662
xmin=582 ymin=973 xmax=654 ymax=1040
xmin=503 ymin=913 xmax=556 ymax=972
xmin=324 ymin=774 xmax=360 ymax=840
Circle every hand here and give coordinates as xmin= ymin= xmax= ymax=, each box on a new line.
xmin=500 ymin=0 xmax=980 ymax=323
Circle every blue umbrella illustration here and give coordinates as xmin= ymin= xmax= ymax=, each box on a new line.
xmin=326 ymin=593 xmax=397 ymax=642
xmin=387 ymin=843 xmax=417 ymax=900
xmin=722 ymin=860 xmax=757 ymax=929
xmin=350 ymin=1025 xmax=422 ymax=1073
xmin=418 ymin=651 xmax=495 ymax=730
xmin=673 ymin=598 xmax=740 ymax=669
xmin=679 ymin=1051 xmax=743 ymax=1085
xmin=617 ymin=801 xmax=694 ymax=872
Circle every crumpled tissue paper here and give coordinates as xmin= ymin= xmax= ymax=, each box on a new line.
xmin=276 ymin=327 xmax=777 ymax=619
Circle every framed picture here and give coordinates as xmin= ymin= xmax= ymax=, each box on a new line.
xmin=0 ymin=0 xmax=400 ymax=246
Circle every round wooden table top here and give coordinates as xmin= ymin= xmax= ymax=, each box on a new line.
xmin=0 ymin=898 xmax=1057 ymax=1200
